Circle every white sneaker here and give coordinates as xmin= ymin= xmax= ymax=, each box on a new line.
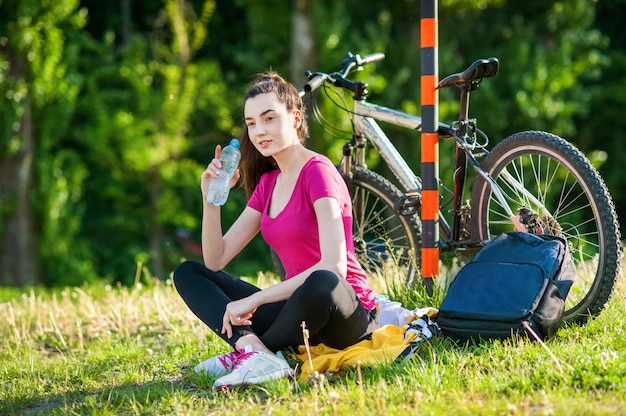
xmin=212 ymin=346 xmax=294 ymax=389
xmin=194 ymin=349 xmax=243 ymax=376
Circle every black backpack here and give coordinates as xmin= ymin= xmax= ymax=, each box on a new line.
xmin=436 ymin=232 xmax=576 ymax=344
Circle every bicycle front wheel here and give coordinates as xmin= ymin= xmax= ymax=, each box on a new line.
xmin=346 ymin=166 xmax=422 ymax=290
xmin=470 ymin=131 xmax=622 ymax=323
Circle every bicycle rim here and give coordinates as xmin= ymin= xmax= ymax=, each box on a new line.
xmin=470 ymin=131 xmax=621 ymax=323
xmin=346 ymin=166 xmax=422 ymax=291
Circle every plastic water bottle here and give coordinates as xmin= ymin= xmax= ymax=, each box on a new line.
xmin=206 ymin=138 xmax=241 ymax=206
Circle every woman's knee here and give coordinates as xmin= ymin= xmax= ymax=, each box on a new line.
xmin=299 ymin=270 xmax=340 ymax=299
xmin=172 ymin=260 xmax=204 ymax=288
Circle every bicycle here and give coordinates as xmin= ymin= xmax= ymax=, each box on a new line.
xmin=298 ymin=51 xmax=622 ymax=324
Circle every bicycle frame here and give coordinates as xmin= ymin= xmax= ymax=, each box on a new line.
xmin=343 ymin=99 xmax=450 ymax=246
xmin=303 ymin=52 xmax=622 ymax=323
xmin=344 ymin=98 xmax=528 ymax=250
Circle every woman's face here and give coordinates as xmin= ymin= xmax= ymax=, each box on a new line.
xmin=244 ymin=92 xmax=301 ymax=157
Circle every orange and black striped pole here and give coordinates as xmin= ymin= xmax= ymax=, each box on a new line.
xmin=420 ymin=0 xmax=439 ymax=290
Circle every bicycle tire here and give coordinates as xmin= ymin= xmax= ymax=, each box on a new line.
xmin=346 ymin=166 xmax=422 ymax=290
xmin=470 ymin=131 xmax=622 ymax=323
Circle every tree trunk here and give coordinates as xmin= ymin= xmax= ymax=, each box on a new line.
xmin=290 ymin=0 xmax=316 ymax=87
xmin=120 ymin=0 xmax=133 ymax=46
xmin=148 ymin=167 xmax=165 ymax=279
xmin=0 ymin=48 xmax=40 ymax=286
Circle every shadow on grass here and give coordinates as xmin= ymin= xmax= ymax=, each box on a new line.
xmin=2 ymin=372 xmax=212 ymax=415
xmin=5 ymin=366 xmax=305 ymax=415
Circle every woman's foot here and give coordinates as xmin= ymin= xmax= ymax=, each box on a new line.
xmin=212 ymin=346 xmax=293 ymax=389
xmin=194 ymin=349 xmax=246 ymax=376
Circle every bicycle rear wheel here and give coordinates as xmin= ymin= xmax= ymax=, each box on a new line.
xmin=470 ymin=131 xmax=622 ymax=323
xmin=345 ymin=166 xmax=422 ymax=290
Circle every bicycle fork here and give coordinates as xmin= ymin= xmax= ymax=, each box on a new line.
xmin=340 ymin=134 xmax=367 ymax=177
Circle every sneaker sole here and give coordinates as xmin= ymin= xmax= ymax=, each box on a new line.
xmin=213 ymin=368 xmax=294 ymax=389
xmin=194 ymin=367 xmax=229 ymax=377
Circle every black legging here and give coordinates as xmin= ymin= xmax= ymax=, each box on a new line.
xmin=173 ymin=260 xmax=379 ymax=352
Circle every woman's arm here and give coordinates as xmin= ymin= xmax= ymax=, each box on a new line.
xmin=199 ymin=145 xmax=261 ymax=270
xmin=221 ymin=196 xmax=347 ymax=336
xmin=202 ymin=204 xmax=261 ymax=271
xmin=257 ymin=196 xmax=347 ymax=299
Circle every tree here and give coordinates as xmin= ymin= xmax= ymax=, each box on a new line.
xmin=0 ymin=0 xmax=92 ymax=286
xmin=291 ymin=0 xmax=316 ymax=87
xmin=71 ymin=0 xmax=239 ymax=282
xmin=579 ymin=0 xmax=626 ymax=231
xmin=1 ymin=0 xmax=622 ymax=287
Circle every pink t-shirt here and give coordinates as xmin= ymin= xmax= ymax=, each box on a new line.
xmin=247 ymin=155 xmax=376 ymax=311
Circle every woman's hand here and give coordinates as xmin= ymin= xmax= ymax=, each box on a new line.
xmin=221 ymin=296 xmax=259 ymax=338
xmin=201 ymin=144 xmax=241 ymax=199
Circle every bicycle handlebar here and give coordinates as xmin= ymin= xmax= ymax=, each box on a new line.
xmin=302 ymin=52 xmax=385 ymax=95
xmin=357 ymin=52 xmax=385 ymax=66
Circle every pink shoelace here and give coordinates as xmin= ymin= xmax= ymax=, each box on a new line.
xmin=216 ymin=350 xmax=240 ymax=369
xmin=230 ymin=350 xmax=257 ymax=370
xmin=217 ymin=349 xmax=256 ymax=370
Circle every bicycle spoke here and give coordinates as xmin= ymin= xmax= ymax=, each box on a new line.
xmin=346 ymin=167 xmax=421 ymax=288
xmin=472 ymin=131 xmax=620 ymax=323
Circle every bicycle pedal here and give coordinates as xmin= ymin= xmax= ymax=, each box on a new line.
xmin=395 ymin=192 xmax=421 ymax=216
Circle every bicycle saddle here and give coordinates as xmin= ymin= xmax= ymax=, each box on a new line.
xmin=437 ymin=57 xmax=499 ymax=89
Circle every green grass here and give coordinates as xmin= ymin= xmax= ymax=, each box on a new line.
xmin=1 ymin=262 xmax=625 ymax=415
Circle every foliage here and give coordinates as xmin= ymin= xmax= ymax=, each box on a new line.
xmin=0 ymin=264 xmax=624 ymax=414
xmin=0 ymin=0 xmax=96 ymax=285
xmin=579 ymin=0 xmax=626 ymax=235
xmin=71 ymin=2 xmax=215 ymax=282
xmin=1 ymin=0 xmax=625 ymax=286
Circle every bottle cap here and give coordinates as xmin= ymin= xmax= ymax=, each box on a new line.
xmin=229 ymin=138 xmax=240 ymax=148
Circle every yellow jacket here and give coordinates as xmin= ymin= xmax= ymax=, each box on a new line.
xmin=297 ymin=324 xmax=414 ymax=381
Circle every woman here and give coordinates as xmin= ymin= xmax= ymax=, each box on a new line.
xmin=173 ymin=72 xmax=379 ymax=389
